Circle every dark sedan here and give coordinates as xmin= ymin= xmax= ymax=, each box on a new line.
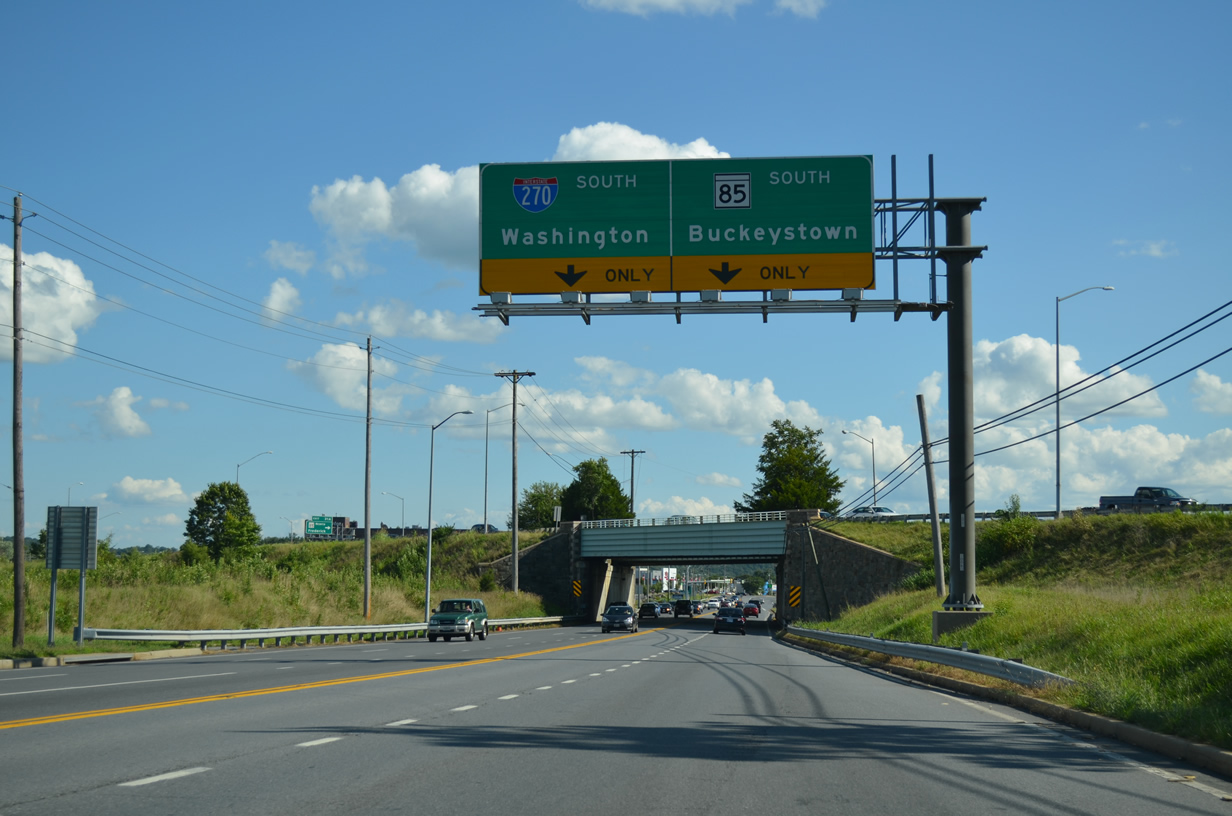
xmin=713 ymin=607 xmax=746 ymax=635
xmin=601 ymin=605 xmax=638 ymax=634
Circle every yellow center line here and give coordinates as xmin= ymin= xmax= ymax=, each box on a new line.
xmin=0 ymin=627 xmax=660 ymax=730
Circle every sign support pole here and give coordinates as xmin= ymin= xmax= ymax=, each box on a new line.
xmin=937 ymin=199 xmax=985 ymax=610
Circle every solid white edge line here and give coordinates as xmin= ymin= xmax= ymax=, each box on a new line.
xmin=119 ymin=767 xmax=211 ymax=787
xmin=0 ymin=672 xmax=238 ymax=697
xmin=296 ymin=737 xmax=343 ymax=747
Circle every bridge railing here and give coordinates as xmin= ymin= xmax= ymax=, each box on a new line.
xmin=581 ymin=511 xmax=787 ymax=529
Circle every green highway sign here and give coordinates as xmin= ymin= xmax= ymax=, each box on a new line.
xmin=479 ymin=156 xmax=874 ymax=295
xmin=306 ymin=516 xmax=333 ymax=537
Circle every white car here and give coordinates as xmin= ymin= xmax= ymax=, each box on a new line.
xmin=846 ymin=506 xmax=901 ymax=520
xmin=705 ymin=598 xmax=720 ymax=609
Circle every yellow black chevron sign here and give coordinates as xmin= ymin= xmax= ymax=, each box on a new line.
xmin=788 ymin=586 xmax=802 ymax=607
xmin=573 ymin=580 xmax=582 ymax=597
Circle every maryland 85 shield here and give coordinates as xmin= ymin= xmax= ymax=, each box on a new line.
xmin=512 ymin=176 xmax=558 ymax=213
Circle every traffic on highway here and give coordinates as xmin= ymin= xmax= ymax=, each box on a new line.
xmin=1 ymin=596 xmax=1228 ymax=814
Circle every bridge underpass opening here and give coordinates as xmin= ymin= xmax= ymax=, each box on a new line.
xmin=579 ymin=514 xmax=790 ymax=619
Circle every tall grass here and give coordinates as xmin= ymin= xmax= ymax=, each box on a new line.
xmin=0 ymin=530 xmax=549 ymax=658
xmin=809 ymin=510 xmax=1232 ymax=750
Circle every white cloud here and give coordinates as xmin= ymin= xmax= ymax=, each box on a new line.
xmin=307 ymin=124 xmax=727 ymax=274
xmin=696 ymin=472 xmax=740 ymax=487
xmin=1192 ymin=369 xmax=1232 ymax=414
xmin=1113 ymin=239 xmax=1178 ymax=258
xmin=83 ymin=387 xmax=151 ymax=438
xmin=970 ymin=334 xmax=1165 ymax=421
xmin=288 ymin=342 xmax=407 ymax=415
xmin=309 ymin=164 xmax=480 ymax=271
xmin=263 ymin=277 xmax=302 ymax=319
xmin=142 ymin=513 xmax=181 ymax=526
xmin=657 ymin=368 xmax=821 ymax=443
xmin=774 ymin=0 xmax=826 ymax=18
xmin=639 ymin=495 xmax=734 ymax=516
xmin=334 ymin=299 xmax=503 ymax=343
xmin=114 ymin=476 xmax=187 ymax=504
xmin=553 ymin=122 xmax=729 ymax=161
xmin=0 ymin=245 xmax=104 ymax=363
xmin=575 ymin=356 xmax=655 ymax=389
xmin=148 ymin=397 xmax=189 ymax=411
xmin=263 ymin=240 xmax=315 ymax=274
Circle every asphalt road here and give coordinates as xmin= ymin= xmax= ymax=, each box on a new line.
xmin=1 ymin=606 xmax=1229 ymax=815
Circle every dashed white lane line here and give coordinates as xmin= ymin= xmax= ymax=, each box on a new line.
xmin=363 ymin=649 xmax=389 ymax=653
xmin=297 ymin=737 xmax=343 ymax=747
xmin=562 ymin=679 xmax=577 ymax=684
xmin=590 ymin=673 xmax=602 ymax=677
xmin=536 ymin=686 xmax=552 ymax=690
xmin=276 ymin=666 xmax=294 ymax=670
xmin=622 ymin=664 xmax=631 ymax=668
xmin=605 ymin=668 xmax=617 ymax=673
xmin=499 ymin=694 xmax=520 ymax=700
xmin=119 ymin=767 xmax=211 ymax=787
xmin=452 ymin=705 xmax=478 ymax=712
xmin=385 ymin=719 xmax=418 ymax=727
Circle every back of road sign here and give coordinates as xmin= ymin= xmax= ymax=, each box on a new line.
xmin=479 ymin=156 xmax=874 ymax=296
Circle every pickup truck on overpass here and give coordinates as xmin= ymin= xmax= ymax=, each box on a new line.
xmin=1098 ymin=486 xmax=1196 ymax=512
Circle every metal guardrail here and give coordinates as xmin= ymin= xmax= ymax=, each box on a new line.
xmin=581 ymin=511 xmax=787 ymax=529
xmin=77 ymin=616 xmax=579 ymax=649
xmin=783 ymin=625 xmax=1074 ymax=689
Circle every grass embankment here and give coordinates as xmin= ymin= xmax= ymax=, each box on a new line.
xmin=810 ymin=513 xmax=1232 ymax=750
xmin=0 ymin=529 xmax=550 ymax=660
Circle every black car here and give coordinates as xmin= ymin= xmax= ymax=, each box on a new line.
xmin=601 ymin=605 xmax=638 ymax=634
xmin=638 ymin=602 xmax=659 ymax=619
xmin=673 ymin=599 xmax=694 ymax=617
xmin=713 ymin=607 xmax=746 ymax=635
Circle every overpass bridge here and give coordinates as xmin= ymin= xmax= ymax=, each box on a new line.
xmin=483 ymin=510 xmax=920 ymax=623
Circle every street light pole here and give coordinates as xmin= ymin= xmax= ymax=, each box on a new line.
xmin=484 ymin=402 xmax=518 ymax=533
xmin=1056 ymin=286 xmax=1114 ymax=520
xmin=279 ymin=516 xmax=295 ymax=540
xmin=381 ymin=491 xmax=405 ymax=531
xmin=236 ymin=450 xmax=273 ymax=485
xmin=425 ymin=410 xmax=472 ymax=622
xmin=842 ymin=430 xmax=876 ymax=504
xmin=66 ymin=481 xmax=83 ymax=507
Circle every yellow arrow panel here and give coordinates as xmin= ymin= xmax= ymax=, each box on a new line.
xmin=673 ymin=252 xmax=874 ymax=292
xmin=481 ymin=257 xmax=673 ymax=295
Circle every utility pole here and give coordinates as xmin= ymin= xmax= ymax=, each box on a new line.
xmin=10 ymin=195 xmax=25 ymax=647
xmin=620 ymin=449 xmax=644 ymax=515
xmin=494 ymin=370 xmax=534 ymax=593
xmin=363 ymin=337 xmax=373 ymax=619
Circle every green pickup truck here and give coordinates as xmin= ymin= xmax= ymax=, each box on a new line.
xmin=428 ymin=598 xmax=489 ymax=642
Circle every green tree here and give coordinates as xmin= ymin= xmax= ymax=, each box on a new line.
xmin=513 ymin=480 xmax=564 ymax=529
xmin=560 ymin=458 xmax=633 ymax=522
xmin=734 ymin=419 xmax=844 ymax=513
xmin=185 ymin=481 xmax=262 ymax=562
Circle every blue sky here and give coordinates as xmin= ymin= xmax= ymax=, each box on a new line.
xmin=2 ymin=0 xmax=1230 ymax=548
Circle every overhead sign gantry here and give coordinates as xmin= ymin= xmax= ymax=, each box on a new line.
xmin=479 ymin=156 xmax=874 ymax=296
